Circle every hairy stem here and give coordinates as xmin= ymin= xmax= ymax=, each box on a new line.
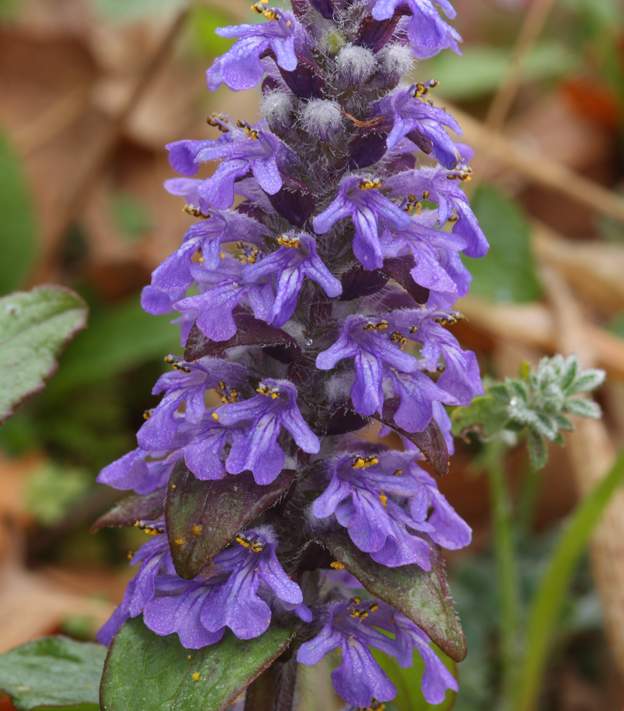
xmin=484 ymin=441 xmax=520 ymax=709
xmin=517 ymin=461 xmax=542 ymax=535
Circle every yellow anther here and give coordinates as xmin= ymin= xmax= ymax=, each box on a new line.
xmin=211 ymin=412 xmax=220 ymax=421
xmin=174 ymin=537 xmax=186 ymax=546
xmin=206 ymin=113 xmax=230 ymax=132
xmin=369 ymin=603 xmax=379 ymax=614
xmin=351 ymin=596 xmax=362 ymax=605
xmin=127 ymin=550 xmax=134 ymax=560
xmin=173 ymin=362 xmax=192 ymax=373
xmin=236 ymin=119 xmax=260 ymax=140
xmin=143 ymin=409 xmax=152 ymax=421
xmin=363 ymin=320 xmax=389 ymax=332
xmin=183 ymin=204 xmax=208 ymax=219
xmin=250 ymin=541 xmax=265 ymax=553
xmin=330 ymin=561 xmax=346 ymax=570
xmin=187 ymin=654 xmax=193 ymax=660
xmin=359 ymin=178 xmax=382 ymax=191
xmin=143 ymin=527 xmax=160 ymax=537
xmin=191 ymin=672 xmax=201 ymax=682
xmin=393 ymin=468 xmax=404 ymax=477
xmin=236 ymin=535 xmax=251 ymax=549
xmin=164 ymin=354 xmax=176 ymax=364
xmin=422 ymin=190 xmax=430 ymax=200
xmin=379 ymin=492 xmax=388 ymax=508
xmin=191 ymin=524 xmax=204 ymax=537
xmin=170 ymin=483 xmax=177 ymax=491
xmin=391 ymin=331 xmax=407 ymax=347
xmin=276 ymin=234 xmax=301 ymax=248
xmin=352 ymin=455 xmax=379 ymax=470
xmin=257 ymin=383 xmax=280 ymax=398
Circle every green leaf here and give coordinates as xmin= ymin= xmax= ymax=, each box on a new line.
xmin=0 ymin=133 xmax=38 ymax=293
xmin=423 ymin=43 xmax=578 ymax=100
xmin=526 ymin=430 xmax=548 ymax=471
xmin=45 ymin=299 xmax=178 ymax=397
xmin=467 ymin=185 xmax=542 ymax=304
xmin=569 ymin=369 xmax=606 ymax=394
xmin=513 ymin=450 xmax=624 ymax=711
xmin=25 ymin=462 xmax=91 ymax=525
xmin=326 ymin=532 xmax=466 ymax=662
xmin=451 ymin=394 xmax=509 ymax=440
xmin=0 ymin=637 xmax=105 ymax=710
xmin=166 ymin=465 xmax=295 ymax=578
xmin=0 ymin=286 xmax=87 ymax=423
xmin=101 ymin=619 xmax=294 ymax=711
xmin=564 ymin=398 xmax=602 ymax=420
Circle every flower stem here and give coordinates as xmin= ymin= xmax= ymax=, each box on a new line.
xmin=484 ymin=441 xmax=520 ymax=709
xmin=517 ymin=461 xmax=542 ymax=535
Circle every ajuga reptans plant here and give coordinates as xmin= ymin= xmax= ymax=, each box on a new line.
xmin=96 ymin=0 xmax=489 ymax=706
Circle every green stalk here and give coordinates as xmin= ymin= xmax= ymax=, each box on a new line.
xmin=517 ymin=462 xmax=541 ymax=534
xmin=512 ymin=451 xmax=624 ymax=711
xmin=484 ymin=441 xmax=520 ymax=709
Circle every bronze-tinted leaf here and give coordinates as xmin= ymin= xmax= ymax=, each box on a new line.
xmin=382 ymin=257 xmax=430 ymax=305
xmin=184 ymin=315 xmax=300 ymax=362
xmin=165 ymin=465 xmax=296 ymax=578
xmin=377 ymin=407 xmax=449 ymax=476
xmin=92 ymin=489 xmax=165 ymax=532
xmin=325 ymin=531 xmax=466 ymax=662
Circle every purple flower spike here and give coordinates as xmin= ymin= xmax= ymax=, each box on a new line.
xmin=371 ymin=0 xmax=462 ymax=59
xmin=245 ymin=232 xmax=342 ymax=325
xmin=167 ymin=122 xmax=293 ymax=209
xmin=206 ymin=10 xmax=303 ymax=92
xmin=316 ymin=314 xmax=418 ymax=416
xmin=313 ymin=175 xmax=411 ymax=270
xmin=215 ymin=378 xmax=320 ymax=484
xmin=377 ymin=85 xmax=462 ymax=168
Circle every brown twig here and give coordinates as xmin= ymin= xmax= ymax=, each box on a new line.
xmin=485 ymin=0 xmax=558 ymax=133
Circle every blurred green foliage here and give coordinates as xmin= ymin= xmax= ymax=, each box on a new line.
xmin=466 ymin=185 xmax=543 ymax=304
xmin=25 ymin=463 xmax=92 ymax=526
xmin=0 ymin=133 xmax=38 ymax=294
xmin=110 ymin=192 xmax=153 ymax=243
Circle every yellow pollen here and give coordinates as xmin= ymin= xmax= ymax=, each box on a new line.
xmin=183 ymin=204 xmax=208 ymax=219
xmin=369 ymin=603 xmax=379 ymax=613
xmin=236 ymin=119 xmax=260 ymax=140
xmin=379 ymin=492 xmax=388 ymax=508
xmin=359 ymin=178 xmax=382 ymax=191
xmin=211 ymin=412 xmax=220 ymax=421
xmin=250 ymin=541 xmax=265 ymax=553
xmin=127 ymin=551 xmax=134 ymax=560
xmin=352 ymin=455 xmax=379 ymax=470
xmin=191 ymin=672 xmax=201 ymax=682
xmin=142 ymin=409 xmax=152 ymax=421
xmin=330 ymin=561 xmax=346 ymax=570
xmin=352 ymin=596 xmax=362 ymax=605
xmin=170 ymin=483 xmax=177 ymax=491
xmin=276 ymin=234 xmax=301 ymax=248
xmin=363 ymin=320 xmax=389 ymax=332
xmin=422 ymin=190 xmax=430 ymax=200
xmin=391 ymin=331 xmax=407 ymax=347
xmin=236 ymin=535 xmax=251 ymax=549
xmin=164 ymin=354 xmax=176 ymax=364
xmin=393 ymin=468 xmax=404 ymax=477
xmin=191 ymin=524 xmax=204 ymax=537
xmin=174 ymin=537 xmax=186 ymax=546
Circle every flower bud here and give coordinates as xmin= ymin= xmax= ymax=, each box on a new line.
xmin=261 ymin=91 xmax=295 ymax=131
xmin=336 ymin=44 xmax=377 ymax=85
xmin=300 ymin=98 xmax=343 ymax=140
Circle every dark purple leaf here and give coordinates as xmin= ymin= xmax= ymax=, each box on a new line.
xmin=377 ymin=406 xmax=449 ymax=475
xmin=279 ymin=59 xmax=323 ymax=99
xmin=357 ymin=15 xmax=401 ymax=51
xmin=267 ymin=185 xmax=316 ymax=228
xmin=184 ymin=315 xmax=301 ymax=362
xmin=92 ymin=489 xmax=165 ymax=532
xmin=325 ymin=531 xmax=466 ymax=661
xmin=324 ymin=402 xmax=369 ymax=436
xmin=340 ymin=264 xmax=389 ymax=300
xmin=348 ymin=132 xmax=388 ymax=169
xmin=165 ymin=464 xmax=296 ymax=578
xmin=382 ymin=257 xmax=430 ymax=304
xmin=407 ymin=129 xmax=434 ymax=157
xmin=310 ymin=0 xmax=334 ymax=18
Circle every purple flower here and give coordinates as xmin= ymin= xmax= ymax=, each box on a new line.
xmin=245 ymin=232 xmax=342 ymax=325
xmin=206 ymin=10 xmax=303 ymax=92
xmin=386 ymin=166 xmax=489 ymax=258
xmin=97 ymin=531 xmax=172 ymax=645
xmin=371 ymin=0 xmax=462 ymax=59
xmin=141 ymin=211 xmax=268 ymax=315
xmin=315 ymin=314 xmax=419 ymax=416
xmin=313 ymin=175 xmax=411 ymax=270
xmin=173 ymin=256 xmax=273 ymax=342
xmin=137 ymin=357 xmax=247 ymax=450
xmin=167 ymin=122 xmax=293 ymax=209
xmin=97 ymin=448 xmax=181 ymax=495
xmin=144 ymin=527 xmax=304 ymax=645
xmin=215 ymin=378 xmax=320 ymax=484
xmin=377 ymin=85 xmax=462 ymax=168
xmin=297 ymin=599 xmax=399 ymax=707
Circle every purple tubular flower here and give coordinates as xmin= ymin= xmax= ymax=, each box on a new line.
xmin=97 ymin=448 xmax=181 ymax=495
xmin=245 ymin=232 xmax=342 ymax=325
xmin=206 ymin=10 xmax=303 ymax=91
xmin=371 ymin=0 xmax=462 ymax=59
xmin=97 ymin=531 xmax=172 ymax=645
xmin=377 ymin=85 xmax=462 ymax=168
xmin=313 ymin=175 xmax=412 ymax=270
xmin=143 ymin=527 xmax=304 ymax=644
xmin=316 ymin=314 xmax=419 ymax=416
xmin=385 ymin=166 xmax=489 ymax=258
xmin=215 ymin=378 xmax=320 ymax=484
xmin=137 ymin=357 xmax=247 ymax=450
xmin=141 ymin=211 xmax=269 ymax=315
xmin=167 ymin=123 xmax=293 ymax=209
